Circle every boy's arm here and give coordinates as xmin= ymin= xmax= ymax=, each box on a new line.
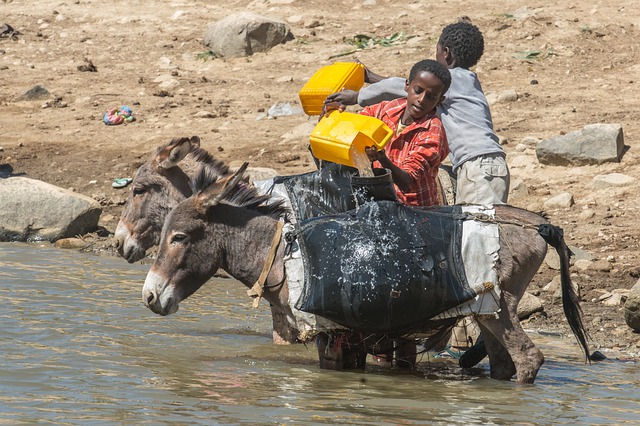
xmin=365 ymin=147 xmax=413 ymax=192
xmin=324 ymin=77 xmax=407 ymax=107
xmin=357 ymin=77 xmax=406 ymax=106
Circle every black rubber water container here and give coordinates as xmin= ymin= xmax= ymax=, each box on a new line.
xmin=350 ymin=168 xmax=397 ymax=204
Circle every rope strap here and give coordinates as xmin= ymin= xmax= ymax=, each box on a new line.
xmin=247 ymin=220 xmax=284 ymax=308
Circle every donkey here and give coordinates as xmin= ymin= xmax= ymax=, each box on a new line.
xmin=114 ymin=136 xmax=229 ymax=263
xmin=113 ymin=137 xmax=301 ymax=344
xmin=141 ymin=165 xmax=589 ymax=383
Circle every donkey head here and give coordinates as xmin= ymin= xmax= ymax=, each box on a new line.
xmin=114 ymin=136 xmax=230 ymax=263
xmin=142 ymin=163 xmax=252 ymax=315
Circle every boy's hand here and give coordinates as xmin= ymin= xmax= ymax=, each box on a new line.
xmin=363 ymin=66 xmax=386 ymax=84
xmin=324 ymin=90 xmax=358 ymax=106
xmin=320 ymin=101 xmax=345 ymax=118
xmin=355 ymin=60 xmax=385 ymax=84
xmin=365 ymin=146 xmax=385 ymax=162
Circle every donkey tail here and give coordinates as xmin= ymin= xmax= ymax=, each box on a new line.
xmin=538 ymin=224 xmax=590 ymax=362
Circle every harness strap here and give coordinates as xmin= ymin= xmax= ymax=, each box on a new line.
xmin=247 ymin=220 xmax=284 ymax=308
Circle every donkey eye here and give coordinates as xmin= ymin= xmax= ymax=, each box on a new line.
xmin=171 ymin=233 xmax=189 ymax=244
xmin=132 ymin=187 xmax=146 ymax=196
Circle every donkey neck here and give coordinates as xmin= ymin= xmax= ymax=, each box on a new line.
xmin=218 ymin=208 xmax=288 ymax=308
xmin=158 ymin=166 xmax=192 ymax=199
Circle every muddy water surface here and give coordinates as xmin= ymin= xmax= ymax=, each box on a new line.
xmin=1 ymin=242 xmax=638 ymax=425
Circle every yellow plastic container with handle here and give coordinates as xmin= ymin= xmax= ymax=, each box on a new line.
xmin=309 ymin=110 xmax=393 ymax=167
xmin=298 ymin=62 xmax=365 ymax=116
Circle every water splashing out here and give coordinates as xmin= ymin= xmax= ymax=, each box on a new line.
xmin=350 ymin=145 xmax=374 ymax=177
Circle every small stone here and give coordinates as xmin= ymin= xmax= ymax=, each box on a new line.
xmin=304 ymin=20 xmax=322 ymax=29
xmin=485 ymin=92 xmax=498 ymax=106
xmin=602 ymin=293 xmax=623 ymax=306
xmin=542 ymin=275 xmax=562 ymax=292
xmin=520 ymin=136 xmax=541 ymax=147
xmin=497 ymin=89 xmax=518 ymax=102
xmin=544 ymin=192 xmax=574 ymax=209
xmin=578 ymin=209 xmax=595 ymax=220
xmin=592 ymin=173 xmax=636 ymax=189
xmin=276 ymin=153 xmax=300 ymax=163
xmin=54 ymin=238 xmax=87 ymax=249
xmin=100 ymin=214 xmax=116 ymax=223
xmin=194 ymin=110 xmax=217 ymax=118
xmin=590 ymin=259 xmax=612 ymax=272
xmin=573 ymin=259 xmax=592 ymax=271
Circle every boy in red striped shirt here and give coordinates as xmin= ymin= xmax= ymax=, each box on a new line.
xmin=326 ymin=59 xmax=451 ymax=206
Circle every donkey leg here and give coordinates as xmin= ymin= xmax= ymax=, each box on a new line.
xmin=474 ymin=320 xmax=515 ymax=380
xmin=270 ymin=305 xmax=297 ymax=345
xmin=478 ymin=303 xmax=544 ymax=383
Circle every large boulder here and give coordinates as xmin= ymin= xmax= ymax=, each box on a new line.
xmin=536 ymin=123 xmax=624 ymax=166
xmin=203 ymin=12 xmax=294 ymax=57
xmin=0 ymin=177 xmax=101 ymax=242
xmin=624 ymin=279 xmax=640 ymax=331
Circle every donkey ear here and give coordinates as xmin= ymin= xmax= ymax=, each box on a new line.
xmin=156 ymin=137 xmax=197 ymax=169
xmin=189 ymin=135 xmax=201 ymax=148
xmin=199 ymin=162 xmax=249 ymax=209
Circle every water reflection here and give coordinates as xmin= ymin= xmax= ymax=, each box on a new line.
xmin=0 ymin=242 xmax=639 ymax=425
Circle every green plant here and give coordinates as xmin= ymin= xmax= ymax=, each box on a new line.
xmin=513 ymin=48 xmax=557 ymax=61
xmin=329 ymin=32 xmax=409 ymax=59
xmin=195 ymin=51 xmax=219 ymax=61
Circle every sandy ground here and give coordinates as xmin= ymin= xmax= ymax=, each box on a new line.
xmin=1 ymin=0 xmax=639 ymax=359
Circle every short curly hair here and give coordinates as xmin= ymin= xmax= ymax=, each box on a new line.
xmin=408 ymin=59 xmax=452 ymax=94
xmin=438 ymin=21 xmax=484 ymax=69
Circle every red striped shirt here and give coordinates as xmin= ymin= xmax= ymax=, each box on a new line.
xmin=360 ymin=98 xmax=449 ymax=206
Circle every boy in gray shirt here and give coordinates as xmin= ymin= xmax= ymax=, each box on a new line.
xmin=326 ymin=21 xmax=509 ymax=205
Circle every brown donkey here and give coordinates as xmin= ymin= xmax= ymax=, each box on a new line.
xmin=114 ymin=136 xmax=229 ymax=263
xmin=141 ymin=165 xmax=589 ymax=383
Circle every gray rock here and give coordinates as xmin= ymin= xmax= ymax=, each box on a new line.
xmin=520 ymin=136 xmax=541 ymax=147
xmin=536 ymin=123 xmax=624 ymax=166
xmin=542 ymin=275 xmax=562 ymax=292
xmin=569 ymin=246 xmax=595 ymax=261
xmin=544 ymin=192 xmax=574 ymax=209
xmin=204 ymin=12 xmax=294 ymax=57
xmin=485 ymin=91 xmax=498 ymax=106
xmin=509 ymin=178 xmax=529 ymax=199
xmin=517 ymin=292 xmax=544 ymax=319
xmin=545 ymin=245 xmax=592 ymax=270
xmin=0 ymin=177 xmax=101 ymax=242
xmin=624 ymin=279 xmax=640 ymax=331
xmin=577 ymin=209 xmax=595 ymax=220
xmin=573 ymin=259 xmax=592 ymax=271
xmin=497 ymin=89 xmax=518 ymax=103
xmin=592 ymin=173 xmax=636 ymax=189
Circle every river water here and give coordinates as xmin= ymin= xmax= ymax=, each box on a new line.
xmin=1 ymin=242 xmax=639 ymax=425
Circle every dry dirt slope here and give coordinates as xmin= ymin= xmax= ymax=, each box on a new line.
xmin=0 ymin=0 xmax=639 ymax=356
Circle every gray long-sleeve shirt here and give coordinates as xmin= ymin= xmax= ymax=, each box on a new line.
xmin=357 ymin=68 xmax=504 ymax=171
